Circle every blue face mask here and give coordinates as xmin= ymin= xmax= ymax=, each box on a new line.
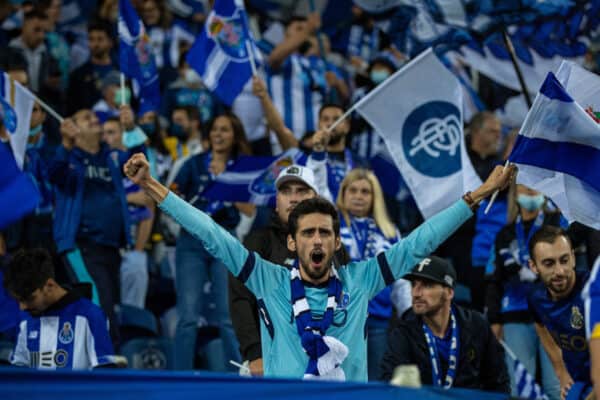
xmin=169 ymin=123 xmax=188 ymax=140
xmin=122 ymin=127 xmax=148 ymax=149
xmin=370 ymin=69 xmax=390 ymax=85
xmin=139 ymin=122 xmax=156 ymax=136
xmin=29 ymin=124 xmax=43 ymax=137
xmin=516 ymin=193 xmax=545 ymax=212
xmin=114 ymin=87 xmax=132 ymax=105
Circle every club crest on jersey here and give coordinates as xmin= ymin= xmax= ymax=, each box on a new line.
xmin=570 ymin=306 xmax=584 ymax=330
xmin=58 ymin=322 xmax=74 ymax=344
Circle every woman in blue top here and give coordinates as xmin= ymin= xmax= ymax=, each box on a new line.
xmin=336 ymin=168 xmax=411 ymax=381
xmin=171 ymin=111 xmax=252 ymax=371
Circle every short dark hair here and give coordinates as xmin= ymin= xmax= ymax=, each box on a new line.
xmin=318 ymin=103 xmax=344 ymax=119
xmin=286 ymin=15 xmax=307 ymax=27
xmin=529 ymin=226 xmax=573 ymax=260
xmin=88 ymin=19 xmax=113 ymax=39
xmin=173 ymin=105 xmax=200 ymax=123
xmin=288 ymin=197 xmax=340 ymax=238
xmin=23 ymin=9 xmax=47 ymax=21
xmin=468 ymin=111 xmax=496 ymax=135
xmin=4 ymin=248 xmax=55 ymax=300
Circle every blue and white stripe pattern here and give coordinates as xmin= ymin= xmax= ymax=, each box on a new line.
xmin=508 ymin=72 xmax=600 ymax=230
xmin=186 ymin=0 xmax=261 ymax=106
xmin=11 ymin=298 xmax=116 ymax=370
xmin=290 ymin=265 xmax=348 ymax=380
xmin=513 ymin=358 xmax=548 ymax=400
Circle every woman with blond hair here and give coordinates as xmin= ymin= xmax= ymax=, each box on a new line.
xmin=336 ymin=168 xmax=411 ymax=381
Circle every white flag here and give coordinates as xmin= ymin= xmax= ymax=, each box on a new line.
xmin=1 ymin=71 xmax=34 ymax=169
xmin=354 ymin=48 xmax=481 ymax=218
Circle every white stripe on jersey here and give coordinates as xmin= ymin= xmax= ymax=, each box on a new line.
xmin=290 ymin=56 xmax=307 ymax=138
xmin=12 ymin=320 xmax=29 ymax=367
xmin=73 ymin=315 xmax=89 ymax=369
xmin=39 ymin=316 xmax=59 ymax=369
xmin=81 ymin=316 xmax=99 ymax=368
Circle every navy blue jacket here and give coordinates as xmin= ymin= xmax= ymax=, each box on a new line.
xmin=48 ymin=144 xmax=132 ymax=253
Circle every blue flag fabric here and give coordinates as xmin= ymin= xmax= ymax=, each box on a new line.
xmin=513 ymin=358 xmax=548 ymax=399
xmin=0 ymin=143 xmax=40 ymax=230
xmin=202 ymin=149 xmax=306 ymax=206
xmin=118 ymin=0 xmax=160 ymax=114
xmin=509 ymin=72 xmax=600 ymax=229
xmin=186 ymin=0 xmax=259 ymax=106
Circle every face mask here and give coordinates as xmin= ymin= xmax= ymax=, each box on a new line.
xmin=516 ymin=193 xmax=545 ymax=212
xmin=139 ymin=122 xmax=156 ymax=136
xmin=122 ymin=126 xmax=148 ymax=149
xmin=29 ymin=124 xmax=43 ymax=137
xmin=169 ymin=122 xmax=188 ymax=140
xmin=184 ymin=69 xmax=202 ymax=85
xmin=370 ymin=69 xmax=390 ymax=85
xmin=114 ymin=87 xmax=132 ymax=105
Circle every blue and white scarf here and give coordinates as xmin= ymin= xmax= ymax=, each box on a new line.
xmin=515 ymin=211 xmax=545 ymax=267
xmin=340 ymin=216 xmax=397 ymax=262
xmin=290 ymin=265 xmax=348 ymax=380
xmin=422 ymin=308 xmax=460 ymax=389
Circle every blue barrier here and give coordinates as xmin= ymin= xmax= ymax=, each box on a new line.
xmin=0 ymin=367 xmax=510 ymax=399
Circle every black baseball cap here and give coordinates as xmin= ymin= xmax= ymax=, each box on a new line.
xmin=404 ymin=256 xmax=456 ymax=289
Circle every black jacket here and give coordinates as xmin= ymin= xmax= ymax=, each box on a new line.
xmin=380 ymin=304 xmax=510 ymax=394
xmin=228 ymin=212 xmax=349 ymax=361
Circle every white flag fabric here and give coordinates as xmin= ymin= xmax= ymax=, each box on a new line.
xmin=509 ymin=71 xmax=600 ymax=229
xmin=354 ymin=48 xmax=481 ymax=218
xmin=0 ymin=71 xmax=34 ymax=169
xmin=555 ymin=60 xmax=600 ymax=112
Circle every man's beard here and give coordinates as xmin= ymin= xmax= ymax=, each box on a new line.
xmin=328 ymin=132 xmax=344 ymax=146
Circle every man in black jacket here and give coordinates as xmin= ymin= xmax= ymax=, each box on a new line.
xmin=381 ymin=256 xmax=510 ymax=393
xmin=228 ymin=165 xmax=349 ymax=375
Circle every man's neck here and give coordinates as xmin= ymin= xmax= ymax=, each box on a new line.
xmin=422 ymin=306 xmax=451 ymax=338
xmin=49 ymin=286 xmax=69 ymax=307
xmin=91 ymin=55 xmax=111 ymax=66
xmin=76 ymin=137 xmax=101 ymax=154
xmin=520 ymin=209 xmax=540 ymax=222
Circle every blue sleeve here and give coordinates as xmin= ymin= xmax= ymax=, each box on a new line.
xmin=350 ymin=199 xmax=473 ymax=299
xmin=47 ymin=146 xmax=79 ymax=192
xmin=85 ymin=305 xmax=116 ymax=368
xmin=159 ymin=192 xmax=286 ymax=297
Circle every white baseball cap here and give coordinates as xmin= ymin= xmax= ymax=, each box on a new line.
xmin=275 ymin=165 xmax=319 ymax=194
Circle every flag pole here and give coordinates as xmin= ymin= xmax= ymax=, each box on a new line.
xmin=484 ymin=160 xmax=510 ymax=214
xmin=120 ymin=73 xmax=127 ymax=106
xmin=245 ymin=40 xmax=257 ymax=76
xmin=502 ymin=30 xmax=533 ymax=108
xmin=17 ymin=84 xmax=64 ymax=123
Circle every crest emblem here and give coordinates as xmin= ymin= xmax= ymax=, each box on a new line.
xmin=402 ymin=101 xmax=461 ymax=178
xmin=248 ymin=155 xmax=295 ymax=196
xmin=58 ymin=322 xmax=74 ymax=344
xmin=207 ymin=8 xmax=249 ymax=61
xmin=570 ymin=306 xmax=584 ymax=330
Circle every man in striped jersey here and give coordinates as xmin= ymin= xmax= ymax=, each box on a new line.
xmin=4 ymin=248 xmax=118 ymax=369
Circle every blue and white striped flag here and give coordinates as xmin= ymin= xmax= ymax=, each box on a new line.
xmin=509 ymin=71 xmax=600 ymax=229
xmin=513 ymin=358 xmax=548 ymax=400
xmin=202 ymin=149 xmax=305 ymax=206
xmin=186 ymin=0 xmax=261 ymax=106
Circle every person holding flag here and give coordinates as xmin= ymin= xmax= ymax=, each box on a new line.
xmin=122 ymin=147 xmax=515 ymax=381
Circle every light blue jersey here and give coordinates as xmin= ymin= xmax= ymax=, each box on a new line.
xmin=159 ymin=192 xmax=472 ymax=381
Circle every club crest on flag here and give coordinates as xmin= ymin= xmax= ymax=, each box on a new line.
xmin=403 ymin=101 xmax=461 ymax=177
xmin=248 ymin=155 xmax=294 ymax=196
xmin=206 ymin=8 xmax=248 ymax=61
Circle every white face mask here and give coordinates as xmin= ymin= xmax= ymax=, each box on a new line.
xmin=184 ymin=69 xmax=202 ymax=84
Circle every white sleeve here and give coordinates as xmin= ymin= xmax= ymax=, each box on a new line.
xmin=11 ymin=320 xmax=30 ymax=367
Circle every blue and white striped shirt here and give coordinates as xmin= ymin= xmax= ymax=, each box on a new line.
xmin=12 ymin=290 xmax=116 ymax=370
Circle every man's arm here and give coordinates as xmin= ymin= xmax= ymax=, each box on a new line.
xmin=351 ymin=165 xmax=515 ymax=299
xmin=252 ymin=76 xmax=298 ymax=151
xmin=535 ymin=322 xmax=573 ymax=399
xmin=86 ymin=306 xmax=118 ymax=368
xmin=267 ymin=13 xmax=320 ymax=70
xmin=124 ymin=153 xmax=284 ymax=298
xmin=481 ymin=321 xmax=511 ymax=393
xmin=47 ymin=119 xmax=80 ymax=191
xmin=379 ymin=323 xmax=415 ymax=381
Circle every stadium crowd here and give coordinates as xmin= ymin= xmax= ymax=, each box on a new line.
xmin=1 ymin=1 xmax=600 ymax=399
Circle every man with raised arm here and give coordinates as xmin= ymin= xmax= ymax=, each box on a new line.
xmin=123 ymin=152 xmax=514 ymax=381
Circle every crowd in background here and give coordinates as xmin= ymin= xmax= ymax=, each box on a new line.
xmin=1 ymin=0 xmax=600 ymax=397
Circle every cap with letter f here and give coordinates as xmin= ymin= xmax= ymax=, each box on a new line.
xmin=404 ymin=256 xmax=456 ymax=288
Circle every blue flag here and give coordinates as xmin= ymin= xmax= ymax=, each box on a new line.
xmin=202 ymin=149 xmax=305 ymax=206
xmin=119 ymin=0 xmax=160 ymax=114
xmin=509 ymin=72 xmax=600 ymax=229
xmin=513 ymin=358 xmax=548 ymax=399
xmin=0 ymin=143 xmax=40 ymax=230
xmin=186 ymin=0 xmax=260 ymax=106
